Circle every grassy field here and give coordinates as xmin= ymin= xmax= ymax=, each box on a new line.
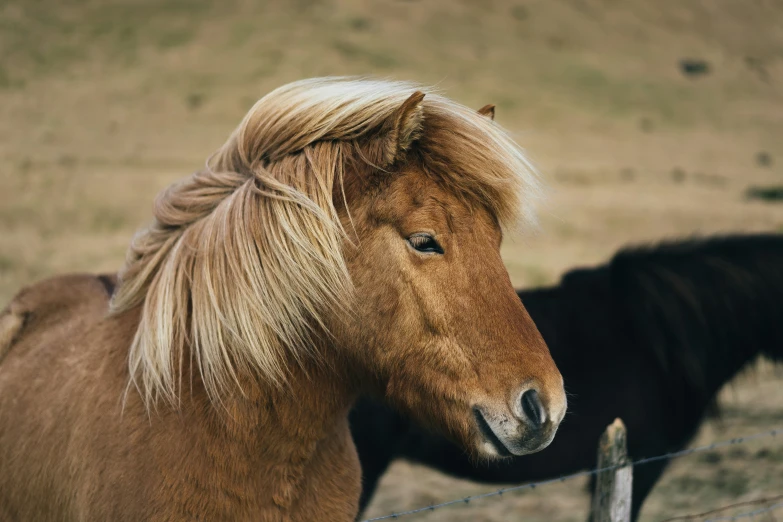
xmin=1 ymin=0 xmax=782 ymax=520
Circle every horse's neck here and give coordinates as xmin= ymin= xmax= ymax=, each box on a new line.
xmin=161 ymin=347 xmax=360 ymax=517
xmin=614 ymin=249 xmax=783 ymax=408
xmin=671 ymin=281 xmax=779 ymax=401
xmin=697 ymin=340 xmax=759 ymax=399
xmin=221 ymin=366 xmax=353 ymax=440
xmin=643 ymin=300 xmax=762 ymax=411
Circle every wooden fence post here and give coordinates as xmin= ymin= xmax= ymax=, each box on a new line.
xmin=591 ymin=418 xmax=633 ymax=522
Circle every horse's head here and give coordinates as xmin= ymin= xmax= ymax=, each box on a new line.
xmin=334 ymin=92 xmax=565 ymax=458
xmin=112 ymin=78 xmax=565 ymax=458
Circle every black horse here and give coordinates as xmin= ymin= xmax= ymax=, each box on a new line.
xmin=351 ymin=233 xmax=783 ymax=521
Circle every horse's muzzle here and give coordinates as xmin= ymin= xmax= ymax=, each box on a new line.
xmin=473 ymin=382 xmax=566 ymax=457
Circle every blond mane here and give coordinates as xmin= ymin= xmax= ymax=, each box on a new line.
xmin=110 ymin=77 xmax=542 ymax=407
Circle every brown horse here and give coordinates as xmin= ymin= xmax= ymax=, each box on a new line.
xmin=0 ymin=78 xmax=566 ymax=521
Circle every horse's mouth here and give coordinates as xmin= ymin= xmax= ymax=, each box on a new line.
xmin=473 ymin=407 xmax=514 ymax=457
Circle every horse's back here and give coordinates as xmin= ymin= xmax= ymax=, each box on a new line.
xmin=0 ymin=273 xmax=115 ymax=364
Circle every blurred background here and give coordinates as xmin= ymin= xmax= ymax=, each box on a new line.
xmin=1 ymin=1 xmax=782 ymax=520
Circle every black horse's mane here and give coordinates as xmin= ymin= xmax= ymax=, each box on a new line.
xmin=566 ymin=233 xmax=783 ymax=401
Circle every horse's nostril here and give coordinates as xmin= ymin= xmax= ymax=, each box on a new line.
xmin=521 ymin=389 xmax=545 ymax=429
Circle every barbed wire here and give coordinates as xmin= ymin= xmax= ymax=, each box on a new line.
xmin=362 ymin=427 xmax=780 ymax=521
xmin=706 ymin=501 xmax=783 ymax=521
xmin=662 ymin=495 xmax=783 ymax=521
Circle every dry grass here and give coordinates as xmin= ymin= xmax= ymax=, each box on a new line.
xmin=1 ymin=0 xmax=782 ymax=520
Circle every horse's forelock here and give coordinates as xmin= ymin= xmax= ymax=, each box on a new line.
xmin=111 ymin=77 xmax=540 ymax=408
xmin=214 ymin=77 xmax=540 ymax=230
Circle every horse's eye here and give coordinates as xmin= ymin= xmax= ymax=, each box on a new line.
xmin=407 ymin=233 xmax=444 ymax=255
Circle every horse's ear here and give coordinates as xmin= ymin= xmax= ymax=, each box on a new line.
xmin=376 ymin=91 xmax=426 ymax=167
xmin=477 ymin=104 xmax=495 ymax=120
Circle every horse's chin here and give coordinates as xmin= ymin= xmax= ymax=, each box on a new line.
xmin=474 ymin=432 xmax=554 ymax=459
xmin=473 ymin=407 xmax=515 ymax=457
xmin=472 ymin=406 xmax=558 ymax=458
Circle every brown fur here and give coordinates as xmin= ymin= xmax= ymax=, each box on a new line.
xmin=0 ymin=275 xmax=361 ymax=521
xmin=0 ymin=79 xmax=564 ymax=521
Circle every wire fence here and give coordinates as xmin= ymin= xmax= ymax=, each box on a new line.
xmin=706 ymin=501 xmax=783 ymax=521
xmin=662 ymin=495 xmax=783 ymax=521
xmin=363 ymin=427 xmax=780 ymax=522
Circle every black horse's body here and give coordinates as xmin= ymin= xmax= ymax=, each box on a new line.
xmin=351 ymin=234 xmax=783 ymax=520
